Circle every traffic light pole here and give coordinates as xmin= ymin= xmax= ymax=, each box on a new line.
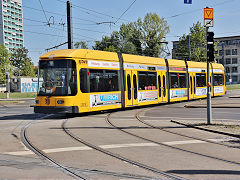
xmin=206 ymin=27 xmax=212 ymax=125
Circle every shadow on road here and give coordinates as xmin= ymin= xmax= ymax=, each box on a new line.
xmin=0 ymin=113 xmax=46 ymax=120
xmin=167 ymin=169 xmax=240 ymax=175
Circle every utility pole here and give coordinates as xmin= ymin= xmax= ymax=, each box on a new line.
xmin=67 ymin=1 xmax=73 ymax=49
xmin=187 ymin=35 xmax=191 ymax=61
xmin=5 ymin=66 xmax=10 ymax=99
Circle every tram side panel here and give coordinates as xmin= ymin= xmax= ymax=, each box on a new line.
xmin=78 ymin=63 xmax=123 ymax=113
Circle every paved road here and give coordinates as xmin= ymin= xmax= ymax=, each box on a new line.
xmin=0 ymin=93 xmax=240 ymax=179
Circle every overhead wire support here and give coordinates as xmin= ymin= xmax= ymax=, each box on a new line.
xmin=38 ymin=0 xmax=52 ymax=26
xmin=45 ymin=42 xmax=68 ymax=51
xmin=114 ymin=0 xmax=136 ymax=24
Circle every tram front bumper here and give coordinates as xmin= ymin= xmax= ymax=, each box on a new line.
xmin=34 ymin=106 xmax=79 ymax=114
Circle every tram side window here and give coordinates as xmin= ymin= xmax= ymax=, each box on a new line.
xmin=196 ymin=73 xmax=206 ymax=87
xmin=80 ymin=68 xmax=88 ymax=93
xmin=80 ymin=68 xmax=119 ymax=93
xmin=170 ymin=73 xmax=186 ymax=88
xmin=105 ymin=70 xmax=119 ymax=91
xmin=213 ymin=74 xmax=224 ymax=86
xmin=138 ymin=71 xmax=157 ymax=90
xmin=89 ymin=69 xmax=104 ymax=92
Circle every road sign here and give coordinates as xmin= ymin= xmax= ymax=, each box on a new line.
xmin=204 ymin=19 xmax=213 ymax=27
xmin=204 ymin=8 xmax=213 ymax=19
xmin=184 ymin=0 xmax=192 ymax=4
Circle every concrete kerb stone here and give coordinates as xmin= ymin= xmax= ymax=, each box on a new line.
xmin=184 ymin=104 xmax=240 ymax=108
xmin=0 ymin=98 xmax=35 ymax=101
xmin=0 ymin=98 xmax=35 ymax=107
xmin=171 ymin=119 xmax=240 ymax=139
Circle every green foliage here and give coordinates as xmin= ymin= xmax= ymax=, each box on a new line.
xmin=140 ymin=13 xmax=170 ymax=57
xmin=10 ymin=47 xmax=35 ymax=77
xmin=0 ymin=45 xmax=11 ymax=84
xmin=226 ymin=84 xmax=240 ymax=90
xmin=175 ymin=21 xmax=218 ymax=62
xmin=21 ymin=59 xmax=35 ymax=77
xmin=34 ymin=66 xmax=38 ymax=76
xmin=74 ymin=41 xmax=88 ymax=49
xmin=93 ymin=13 xmax=170 ymax=57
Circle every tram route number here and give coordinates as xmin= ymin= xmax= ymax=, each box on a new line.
xmin=79 ymin=59 xmax=88 ymax=64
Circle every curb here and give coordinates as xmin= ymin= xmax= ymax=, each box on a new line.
xmin=171 ymin=120 xmax=240 ymax=138
xmin=184 ymin=105 xmax=240 ymax=108
xmin=0 ymin=98 xmax=35 ymax=101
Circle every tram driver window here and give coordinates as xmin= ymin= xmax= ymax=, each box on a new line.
xmin=170 ymin=73 xmax=186 ymax=88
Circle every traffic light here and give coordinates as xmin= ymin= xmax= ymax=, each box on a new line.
xmin=207 ymin=31 xmax=214 ymax=62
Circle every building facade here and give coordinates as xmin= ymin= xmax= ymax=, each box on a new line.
xmin=0 ymin=0 xmax=23 ymax=51
xmin=172 ymin=35 xmax=240 ymax=84
xmin=215 ymin=36 xmax=240 ymax=84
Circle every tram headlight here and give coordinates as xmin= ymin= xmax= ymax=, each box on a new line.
xmin=57 ymin=100 xmax=64 ymax=104
xmin=35 ymin=100 xmax=40 ymax=104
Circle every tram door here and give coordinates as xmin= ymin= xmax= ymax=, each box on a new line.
xmin=189 ymin=73 xmax=196 ymax=99
xmin=157 ymin=72 xmax=167 ymax=102
xmin=125 ymin=70 xmax=138 ymax=106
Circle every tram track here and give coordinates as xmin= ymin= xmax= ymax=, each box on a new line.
xmin=21 ymin=117 xmax=87 ymax=180
xmin=62 ymin=116 xmax=187 ymax=180
xmin=106 ymin=110 xmax=240 ymax=168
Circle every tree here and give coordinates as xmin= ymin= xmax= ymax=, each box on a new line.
xmin=10 ymin=47 xmax=35 ymax=76
xmin=34 ymin=66 xmax=38 ymax=76
xmin=93 ymin=13 xmax=170 ymax=57
xmin=139 ymin=13 xmax=170 ymax=57
xmin=175 ymin=21 xmax=218 ymax=62
xmin=93 ymin=31 xmax=121 ymax=52
xmin=0 ymin=45 xmax=11 ymax=84
xmin=21 ymin=59 xmax=35 ymax=77
xmin=74 ymin=41 xmax=88 ymax=49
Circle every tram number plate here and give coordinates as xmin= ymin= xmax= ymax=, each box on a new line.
xmin=79 ymin=60 xmax=88 ymax=64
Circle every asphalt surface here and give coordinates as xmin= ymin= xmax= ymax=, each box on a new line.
xmin=0 ymin=91 xmax=240 ymax=179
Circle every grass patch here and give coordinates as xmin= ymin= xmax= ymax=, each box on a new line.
xmin=226 ymin=84 xmax=240 ymax=90
xmin=0 ymin=92 xmax=36 ymax=99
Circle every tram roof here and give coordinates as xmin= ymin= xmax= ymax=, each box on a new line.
xmin=40 ymin=49 xmax=119 ymax=61
xmin=211 ymin=62 xmax=224 ymax=70
xmin=40 ymin=49 xmax=166 ymax=66
xmin=40 ymin=49 xmax=224 ymax=71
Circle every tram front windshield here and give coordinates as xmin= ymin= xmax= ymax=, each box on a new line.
xmin=38 ymin=59 xmax=77 ymax=96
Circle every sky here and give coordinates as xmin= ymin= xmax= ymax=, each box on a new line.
xmin=22 ymin=0 xmax=240 ymax=65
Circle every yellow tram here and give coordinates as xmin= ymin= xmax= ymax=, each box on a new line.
xmin=34 ymin=49 xmax=225 ymax=114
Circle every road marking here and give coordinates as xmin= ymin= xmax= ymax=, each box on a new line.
xmin=142 ymin=116 xmax=240 ymax=121
xmin=3 ymin=138 xmax=235 ymax=156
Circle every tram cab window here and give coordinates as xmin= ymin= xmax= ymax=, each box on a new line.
xmin=196 ymin=73 xmax=206 ymax=87
xmin=213 ymin=74 xmax=224 ymax=86
xmin=170 ymin=73 xmax=186 ymax=88
xmin=38 ymin=59 xmax=77 ymax=96
xmin=138 ymin=71 xmax=157 ymax=90
xmin=80 ymin=68 xmax=120 ymax=93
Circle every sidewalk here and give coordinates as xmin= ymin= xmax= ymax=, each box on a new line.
xmin=0 ymin=98 xmax=35 ymax=107
xmin=184 ymin=90 xmax=240 ymax=108
xmin=177 ymin=90 xmax=240 ymax=138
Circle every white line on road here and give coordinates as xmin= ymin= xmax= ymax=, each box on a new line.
xmin=141 ymin=116 xmax=240 ymax=121
xmin=3 ymin=138 xmax=235 ymax=156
